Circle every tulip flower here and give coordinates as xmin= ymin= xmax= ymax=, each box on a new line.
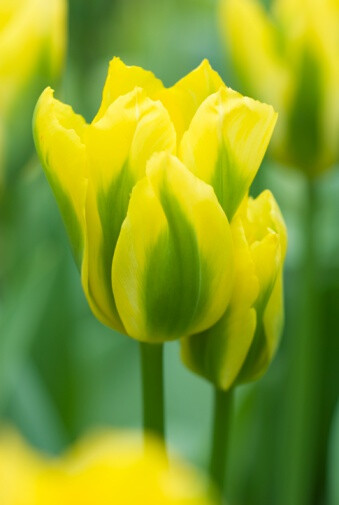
xmin=0 ymin=429 xmax=216 ymax=505
xmin=34 ymin=57 xmax=277 ymax=345
xmin=182 ymin=190 xmax=287 ymax=390
xmin=220 ymin=0 xmax=339 ymax=176
xmin=0 ymin=0 xmax=66 ymax=183
xmin=33 ymin=57 xmax=281 ymax=468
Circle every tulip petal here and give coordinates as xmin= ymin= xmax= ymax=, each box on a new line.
xmin=181 ymin=216 xmax=259 ymax=390
xmin=33 ymin=87 xmax=87 ymax=267
xmin=112 ymin=152 xmax=234 ymax=343
xmin=236 ymin=272 xmax=284 ymax=383
xmin=157 ymin=59 xmax=225 ymax=140
xmin=82 ymin=89 xmax=176 ymax=332
xmin=180 ymin=88 xmax=277 ymax=220
xmin=94 ymin=57 xmax=164 ymax=121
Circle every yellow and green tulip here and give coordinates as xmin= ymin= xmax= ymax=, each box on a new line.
xmin=0 ymin=0 xmax=66 ymax=182
xmin=33 ymin=57 xmax=281 ymax=352
xmin=182 ymin=189 xmax=287 ymax=390
xmin=220 ymin=0 xmax=339 ymax=175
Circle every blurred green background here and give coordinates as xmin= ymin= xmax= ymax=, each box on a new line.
xmin=0 ymin=1 xmax=338 ymax=505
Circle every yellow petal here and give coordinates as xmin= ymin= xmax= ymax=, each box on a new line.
xmin=112 ymin=152 xmax=234 ymax=343
xmin=157 ymin=59 xmax=225 ymax=140
xmin=33 ymin=87 xmax=87 ymax=267
xmin=82 ymin=89 xmax=176 ymax=332
xmin=180 ymin=87 xmax=277 ymax=220
xmin=94 ymin=57 xmax=164 ymax=121
xmin=181 ymin=215 xmax=259 ymax=390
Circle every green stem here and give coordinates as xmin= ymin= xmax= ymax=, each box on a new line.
xmin=209 ymin=387 xmax=234 ymax=499
xmin=278 ymin=177 xmax=321 ymax=505
xmin=139 ymin=342 xmax=165 ymax=441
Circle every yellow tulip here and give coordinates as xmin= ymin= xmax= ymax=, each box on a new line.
xmin=182 ymin=190 xmax=287 ymax=390
xmin=220 ymin=0 xmax=339 ymax=175
xmin=33 ymin=57 xmax=277 ymax=344
xmin=0 ymin=0 xmax=66 ymax=180
xmin=0 ymin=429 xmax=216 ymax=505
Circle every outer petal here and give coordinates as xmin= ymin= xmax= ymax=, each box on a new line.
xmin=180 ymin=88 xmax=277 ymax=220
xmin=157 ymin=59 xmax=225 ymax=140
xmin=33 ymin=87 xmax=87 ymax=267
xmin=82 ymin=89 xmax=176 ymax=332
xmin=112 ymin=152 xmax=234 ymax=343
xmin=181 ymin=215 xmax=259 ymax=390
xmin=94 ymin=57 xmax=164 ymax=121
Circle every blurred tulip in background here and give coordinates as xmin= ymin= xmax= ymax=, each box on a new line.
xmin=221 ymin=0 xmax=339 ymax=176
xmin=0 ymin=0 xmax=66 ymax=186
xmin=0 ymin=429 xmax=215 ymax=505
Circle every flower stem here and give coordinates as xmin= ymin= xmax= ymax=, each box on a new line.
xmin=278 ymin=177 xmax=321 ymax=505
xmin=139 ymin=342 xmax=165 ymax=442
xmin=209 ymin=387 xmax=234 ymax=499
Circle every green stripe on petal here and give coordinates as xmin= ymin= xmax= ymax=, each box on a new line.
xmin=112 ymin=152 xmax=234 ymax=343
xmin=82 ymin=89 xmax=176 ymax=332
xmin=180 ymin=87 xmax=277 ymax=220
xmin=33 ymin=87 xmax=87 ymax=268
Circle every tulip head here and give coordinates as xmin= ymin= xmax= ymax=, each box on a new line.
xmin=221 ymin=0 xmax=339 ymax=175
xmin=181 ymin=190 xmax=287 ymax=390
xmin=34 ymin=57 xmax=278 ymax=345
xmin=0 ymin=0 xmax=66 ymax=181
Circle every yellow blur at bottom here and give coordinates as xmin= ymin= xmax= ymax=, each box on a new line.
xmin=0 ymin=430 xmax=215 ymax=505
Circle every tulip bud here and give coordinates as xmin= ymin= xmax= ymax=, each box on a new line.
xmin=34 ymin=58 xmax=280 ymax=346
xmin=220 ymin=0 xmax=339 ymax=175
xmin=0 ymin=0 xmax=66 ymax=182
xmin=181 ymin=190 xmax=287 ymax=390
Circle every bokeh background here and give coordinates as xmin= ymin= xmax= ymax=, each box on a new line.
xmin=0 ymin=1 xmax=338 ymax=505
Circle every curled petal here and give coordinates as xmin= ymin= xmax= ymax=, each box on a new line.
xmin=33 ymin=87 xmax=87 ymax=267
xmin=180 ymin=88 xmax=277 ymax=220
